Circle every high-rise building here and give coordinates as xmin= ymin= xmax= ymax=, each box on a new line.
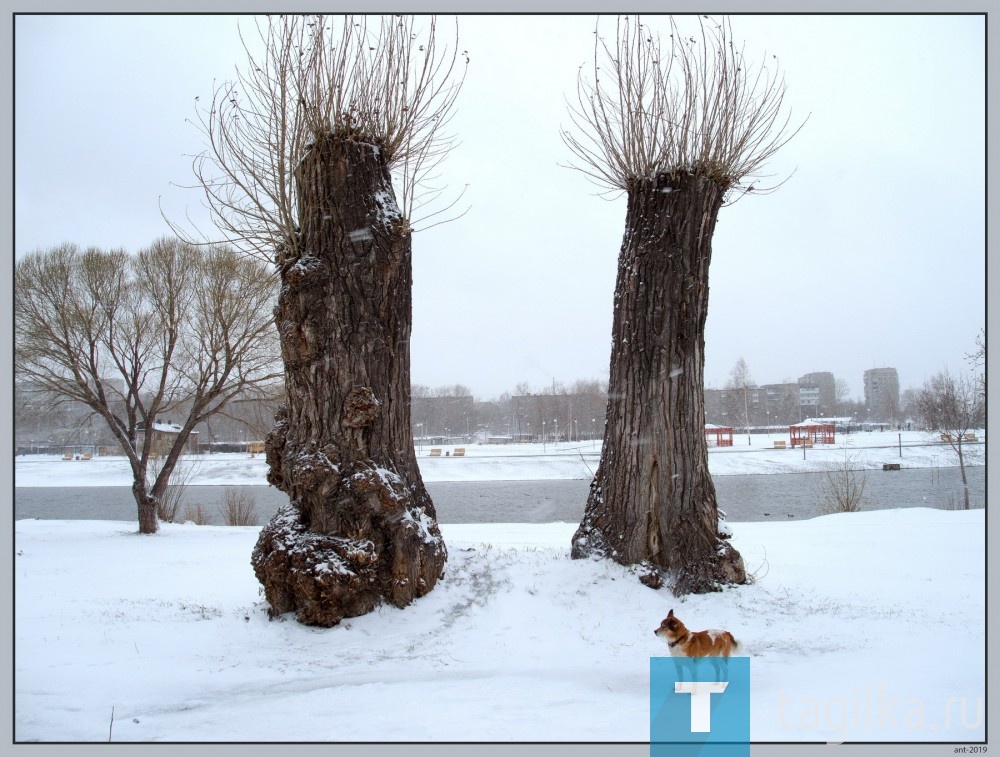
xmin=863 ymin=368 xmax=900 ymax=421
xmin=798 ymin=371 xmax=836 ymax=417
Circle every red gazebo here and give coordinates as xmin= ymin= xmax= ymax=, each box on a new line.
xmin=789 ymin=419 xmax=836 ymax=447
xmin=705 ymin=424 xmax=734 ymax=447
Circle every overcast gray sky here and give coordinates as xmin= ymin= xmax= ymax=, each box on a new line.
xmin=14 ymin=13 xmax=986 ymax=401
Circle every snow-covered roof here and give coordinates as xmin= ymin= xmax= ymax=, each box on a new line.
xmin=151 ymin=422 xmax=183 ymax=433
xmin=140 ymin=422 xmax=197 ymax=435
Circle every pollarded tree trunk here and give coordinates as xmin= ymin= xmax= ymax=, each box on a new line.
xmin=571 ymin=172 xmax=746 ymax=595
xmin=252 ymin=135 xmax=447 ymax=626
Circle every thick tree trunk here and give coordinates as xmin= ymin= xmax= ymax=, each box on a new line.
xmin=133 ymin=479 xmax=159 ymax=535
xmin=571 ymin=173 xmax=746 ymax=595
xmin=252 ymin=136 xmax=447 ymax=626
xmin=130 ymin=434 xmax=190 ymax=534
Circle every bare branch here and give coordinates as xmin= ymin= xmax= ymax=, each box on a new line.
xmin=168 ymin=14 xmax=467 ymax=262
xmin=561 ymin=15 xmax=806 ymax=201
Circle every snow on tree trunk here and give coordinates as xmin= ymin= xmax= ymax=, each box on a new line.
xmin=134 ymin=481 xmax=159 ymax=535
xmin=571 ymin=172 xmax=746 ymax=595
xmin=252 ymin=135 xmax=447 ymax=627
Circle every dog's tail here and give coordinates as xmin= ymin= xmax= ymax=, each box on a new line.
xmin=731 ymin=637 xmax=747 ymax=657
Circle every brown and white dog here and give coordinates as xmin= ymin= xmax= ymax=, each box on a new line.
xmin=654 ymin=609 xmax=743 ymax=659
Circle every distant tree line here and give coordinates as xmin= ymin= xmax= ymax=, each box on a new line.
xmin=18 ymin=357 xmax=984 ymax=454
xmin=411 ymin=379 xmax=608 ymax=443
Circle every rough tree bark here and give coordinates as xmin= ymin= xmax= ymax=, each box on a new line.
xmin=135 ymin=483 xmax=159 ymax=535
xmin=571 ymin=172 xmax=746 ymax=594
xmin=252 ymin=134 xmax=447 ymax=626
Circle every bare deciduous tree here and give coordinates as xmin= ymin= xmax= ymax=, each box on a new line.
xmin=14 ymin=239 xmax=280 ymax=533
xmin=967 ymin=327 xmax=985 ymax=401
xmin=563 ymin=15 xmax=804 ymax=594
xmin=725 ymin=357 xmax=756 ymax=445
xmin=834 ymin=377 xmax=852 ymax=417
xmin=915 ymin=369 xmax=985 ymax=510
xmin=186 ymin=14 xmax=467 ymax=626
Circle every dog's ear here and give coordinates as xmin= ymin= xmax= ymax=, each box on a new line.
xmin=667 ymin=608 xmax=674 ymax=618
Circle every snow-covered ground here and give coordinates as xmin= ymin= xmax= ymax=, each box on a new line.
xmin=13 ymin=428 xmax=987 ymax=744
xmin=14 ymin=429 xmax=984 ymax=487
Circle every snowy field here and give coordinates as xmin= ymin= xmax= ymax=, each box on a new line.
xmin=13 ymin=429 xmax=984 ymax=487
xmin=13 ymin=428 xmax=987 ymax=744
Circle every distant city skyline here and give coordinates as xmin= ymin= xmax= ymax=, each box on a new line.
xmin=14 ymin=359 xmax=944 ymax=453
xmin=416 ymin=362 xmax=930 ymax=405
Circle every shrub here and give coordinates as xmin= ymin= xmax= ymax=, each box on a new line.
xmin=219 ymin=487 xmax=258 ymax=526
xmin=817 ymin=446 xmax=870 ymax=514
xmin=149 ymin=455 xmax=203 ymax=523
xmin=181 ymin=503 xmax=212 ymax=525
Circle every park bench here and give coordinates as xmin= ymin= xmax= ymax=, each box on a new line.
xmin=773 ymin=440 xmax=786 ymax=449
xmin=429 ymin=448 xmax=442 ymax=457
xmin=453 ymin=448 xmax=466 ymax=457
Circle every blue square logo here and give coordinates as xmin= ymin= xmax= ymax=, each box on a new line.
xmin=650 ymin=656 xmax=750 ymax=757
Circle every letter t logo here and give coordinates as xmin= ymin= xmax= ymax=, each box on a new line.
xmin=674 ymin=681 xmax=729 ymax=732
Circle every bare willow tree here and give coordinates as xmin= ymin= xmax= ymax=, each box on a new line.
xmin=14 ymin=239 xmax=280 ymax=534
xmin=184 ymin=15 xmax=466 ymax=626
xmin=562 ymin=15 xmax=804 ymax=594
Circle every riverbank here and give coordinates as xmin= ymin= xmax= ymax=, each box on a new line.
xmin=13 ymin=429 xmax=984 ymax=486
xmin=15 ymin=508 xmax=985 ymax=743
